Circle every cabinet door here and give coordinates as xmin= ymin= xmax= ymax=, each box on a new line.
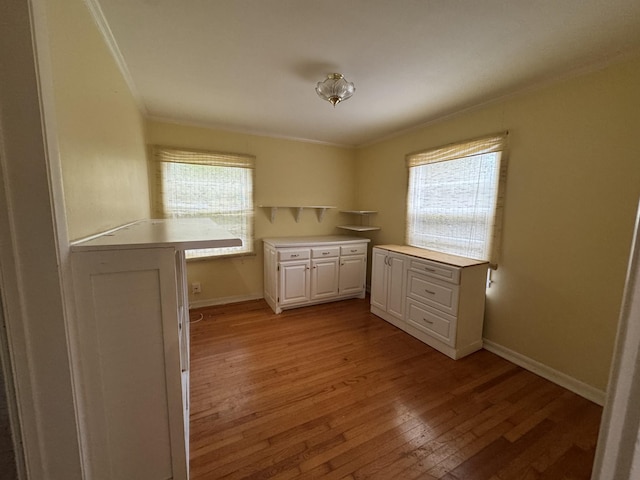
xmin=339 ymin=255 xmax=366 ymax=296
xmin=387 ymin=253 xmax=406 ymax=319
xmin=370 ymin=248 xmax=389 ymax=310
xmin=71 ymin=248 xmax=187 ymax=480
xmin=279 ymin=260 xmax=310 ymax=305
xmin=311 ymin=257 xmax=339 ymax=299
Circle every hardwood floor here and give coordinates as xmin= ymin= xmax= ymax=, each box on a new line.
xmin=189 ymin=297 xmax=602 ymax=480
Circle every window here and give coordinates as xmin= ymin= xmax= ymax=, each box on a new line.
xmin=406 ymin=133 xmax=508 ymax=267
xmin=152 ymin=146 xmax=255 ymax=259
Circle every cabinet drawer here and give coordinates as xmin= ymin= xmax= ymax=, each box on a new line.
xmin=406 ymin=299 xmax=455 ymax=346
xmin=410 ymin=258 xmax=460 ymax=284
xmin=407 ymin=270 xmax=459 ymax=316
xmin=312 ymin=246 xmax=340 ymax=258
xmin=278 ymin=249 xmax=310 ymax=261
xmin=341 ymin=244 xmax=367 ymax=256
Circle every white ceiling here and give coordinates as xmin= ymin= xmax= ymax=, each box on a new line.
xmin=94 ymin=0 xmax=640 ymax=147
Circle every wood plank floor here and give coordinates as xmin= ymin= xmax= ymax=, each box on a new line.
xmin=189 ymin=297 xmax=602 ymax=480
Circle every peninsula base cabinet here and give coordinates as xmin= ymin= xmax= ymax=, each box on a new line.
xmin=371 ymin=245 xmax=489 ymax=360
xmin=264 ymin=236 xmax=370 ymax=314
xmin=68 ymin=219 xmax=241 ymax=480
xmin=71 ymin=248 xmax=188 ymax=480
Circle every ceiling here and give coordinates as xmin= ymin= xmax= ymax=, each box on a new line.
xmin=94 ymin=0 xmax=640 ymax=147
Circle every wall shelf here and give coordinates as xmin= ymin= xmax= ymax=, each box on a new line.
xmin=337 ymin=210 xmax=381 ymax=232
xmin=259 ymin=205 xmax=335 ymax=223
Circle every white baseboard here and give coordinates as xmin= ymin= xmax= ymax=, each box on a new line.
xmin=189 ymin=293 xmax=264 ymax=309
xmin=483 ymin=339 xmax=606 ymax=406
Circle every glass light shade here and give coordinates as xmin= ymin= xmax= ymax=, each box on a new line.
xmin=315 ymin=73 xmax=355 ymax=106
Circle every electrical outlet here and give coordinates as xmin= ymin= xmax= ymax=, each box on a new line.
xmin=191 ymin=282 xmax=202 ymax=294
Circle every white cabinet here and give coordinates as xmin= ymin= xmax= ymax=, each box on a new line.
xmin=69 ymin=219 xmax=240 ymax=479
xmin=370 ymin=248 xmax=407 ymax=327
xmin=263 ymin=236 xmax=370 ymax=314
xmin=370 ymin=245 xmax=488 ymax=360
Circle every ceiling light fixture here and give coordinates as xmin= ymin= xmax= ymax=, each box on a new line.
xmin=315 ymin=73 xmax=355 ymax=107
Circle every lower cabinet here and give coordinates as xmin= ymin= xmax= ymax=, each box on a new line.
xmin=264 ymin=236 xmax=370 ymax=314
xmin=370 ymin=248 xmax=406 ymax=327
xmin=67 ymin=218 xmax=241 ymax=479
xmin=371 ymin=245 xmax=489 ymax=359
xmin=70 ymin=247 xmax=189 ymax=480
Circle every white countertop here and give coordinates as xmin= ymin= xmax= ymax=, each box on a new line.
xmin=70 ymin=218 xmax=242 ymax=252
xmin=375 ymin=244 xmax=488 ymax=268
xmin=263 ymin=235 xmax=370 ymax=247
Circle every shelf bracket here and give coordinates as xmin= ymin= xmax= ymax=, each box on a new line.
xmin=316 ymin=207 xmax=329 ymax=223
xmin=268 ymin=206 xmax=278 ymax=223
xmin=293 ymin=207 xmax=303 ymax=223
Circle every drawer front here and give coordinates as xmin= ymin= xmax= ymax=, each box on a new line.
xmin=406 ymin=299 xmax=455 ymax=346
xmin=341 ymin=244 xmax=367 ymax=256
xmin=311 ymin=246 xmax=340 ymax=258
xmin=407 ymin=270 xmax=459 ymax=316
xmin=278 ymin=249 xmax=310 ymax=261
xmin=409 ymin=258 xmax=460 ymax=284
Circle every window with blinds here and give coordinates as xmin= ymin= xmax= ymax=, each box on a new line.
xmin=406 ymin=133 xmax=508 ymax=267
xmin=152 ymin=146 xmax=255 ymax=259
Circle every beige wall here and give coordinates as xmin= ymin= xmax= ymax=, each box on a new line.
xmin=145 ymin=120 xmax=358 ymax=303
xmin=356 ymin=55 xmax=640 ymax=391
xmin=45 ymin=0 xmax=150 ymax=240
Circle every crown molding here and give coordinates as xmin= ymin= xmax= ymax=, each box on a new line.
xmin=84 ymin=0 xmax=147 ymax=115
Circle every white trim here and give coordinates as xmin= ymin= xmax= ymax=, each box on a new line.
xmin=483 ymin=339 xmax=606 ymax=406
xmin=189 ymin=293 xmax=264 ymax=310
xmin=0 ymin=0 xmax=84 ymax=477
xmin=84 ymin=0 xmax=147 ymax=115
xmin=30 ymin=0 xmax=92 ymax=475
xmin=592 ymin=200 xmax=640 ymax=480
xmin=146 ymin=115 xmax=356 ymax=150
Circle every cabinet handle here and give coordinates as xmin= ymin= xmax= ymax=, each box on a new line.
xmin=350 ymin=249 xmax=357 ymax=253
xmin=424 ymin=267 xmax=436 ymax=272
xmin=323 ymin=252 xmax=330 ymax=255
xmin=291 ymin=254 xmax=299 ymax=258
xmin=423 ymin=318 xmax=434 ymax=324
xmin=425 ymin=289 xmax=436 ymax=295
